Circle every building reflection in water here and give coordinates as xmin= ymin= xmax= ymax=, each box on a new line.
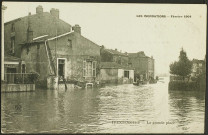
xmin=1 ymin=77 xmax=205 ymax=133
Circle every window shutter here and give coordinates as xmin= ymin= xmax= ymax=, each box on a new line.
xmin=83 ymin=61 xmax=86 ymax=77
xmin=92 ymin=61 xmax=96 ymax=77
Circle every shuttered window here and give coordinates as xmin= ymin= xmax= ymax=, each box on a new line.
xmin=92 ymin=61 xmax=96 ymax=77
xmin=83 ymin=61 xmax=86 ymax=77
xmin=83 ymin=61 xmax=96 ymax=77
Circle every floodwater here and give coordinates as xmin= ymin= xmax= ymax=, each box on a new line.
xmin=1 ymin=77 xmax=205 ymax=133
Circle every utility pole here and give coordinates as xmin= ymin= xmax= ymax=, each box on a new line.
xmin=1 ymin=5 xmax=7 ymax=81
xmin=55 ymin=15 xmax=58 ymax=76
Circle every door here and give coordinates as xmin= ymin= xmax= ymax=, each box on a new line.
xmin=58 ymin=59 xmax=65 ymax=79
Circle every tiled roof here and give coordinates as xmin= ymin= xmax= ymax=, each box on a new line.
xmin=105 ymin=49 xmax=128 ymax=56
xmin=128 ymin=52 xmax=151 ymax=58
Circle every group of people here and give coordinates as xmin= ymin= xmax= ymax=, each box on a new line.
xmin=135 ymin=75 xmax=158 ymax=85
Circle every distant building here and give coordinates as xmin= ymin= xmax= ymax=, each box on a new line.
xmin=128 ymin=51 xmax=154 ymax=80
xmin=100 ymin=46 xmax=134 ymax=84
xmin=191 ymin=59 xmax=205 ymax=77
xmin=100 ymin=46 xmax=129 ymax=66
xmin=100 ymin=62 xmax=134 ymax=84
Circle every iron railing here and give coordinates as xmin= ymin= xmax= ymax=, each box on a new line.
xmin=4 ymin=73 xmax=36 ymax=84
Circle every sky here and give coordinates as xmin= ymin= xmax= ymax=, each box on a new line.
xmin=2 ymin=2 xmax=207 ymax=75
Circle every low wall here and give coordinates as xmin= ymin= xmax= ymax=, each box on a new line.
xmin=58 ymin=84 xmax=74 ymax=90
xmin=122 ymin=77 xmax=134 ymax=84
xmin=1 ymin=84 xmax=35 ymax=93
xmin=168 ymin=81 xmax=197 ymax=91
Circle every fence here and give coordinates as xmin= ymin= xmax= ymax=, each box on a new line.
xmin=4 ymin=73 xmax=36 ymax=84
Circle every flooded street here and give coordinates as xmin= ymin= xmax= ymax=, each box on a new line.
xmin=1 ymin=77 xmax=205 ymax=133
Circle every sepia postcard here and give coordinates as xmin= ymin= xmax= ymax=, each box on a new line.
xmin=1 ymin=2 xmax=207 ymax=134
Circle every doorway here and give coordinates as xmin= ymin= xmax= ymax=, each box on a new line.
xmin=6 ymin=67 xmax=17 ymax=83
xmin=57 ymin=59 xmax=66 ymax=80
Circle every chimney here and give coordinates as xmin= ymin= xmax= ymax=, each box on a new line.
xmin=50 ymin=8 xmax=59 ymax=18
xmin=100 ymin=45 xmax=105 ymax=49
xmin=137 ymin=51 xmax=145 ymax=57
xmin=27 ymin=14 xmax=33 ymax=42
xmin=36 ymin=5 xmax=43 ymax=14
xmin=72 ymin=24 xmax=81 ymax=34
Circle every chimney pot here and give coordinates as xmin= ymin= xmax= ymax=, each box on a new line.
xmin=50 ymin=8 xmax=59 ymax=18
xmin=36 ymin=5 xmax=43 ymax=14
xmin=100 ymin=45 xmax=105 ymax=48
xmin=72 ymin=24 xmax=81 ymax=34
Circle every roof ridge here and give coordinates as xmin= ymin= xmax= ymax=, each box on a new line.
xmin=5 ymin=12 xmax=72 ymax=27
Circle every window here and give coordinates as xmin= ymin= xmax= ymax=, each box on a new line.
xmin=11 ymin=23 xmax=15 ymax=32
xmin=83 ymin=61 xmax=86 ymax=77
xmin=118 ymin=56 xmax=121 ymax=64
xmin=58 ymin=59 xmax=65 ymax=78
xmin=11 ymin=37 xmax=15 ymax=54
xmin=124 ymin=71 xmax=129 ymax=78
xmin=22 ymin=64 xmax=26 ymax=73
xmin=67 ymin=39 xmax=72 ymax=48
xmin=92 ymin=61 xmax=96 ymax=77
xmin=83 ymin=61 xmax=96 ymax=77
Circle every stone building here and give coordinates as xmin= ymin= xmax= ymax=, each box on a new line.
xmin=20 ymin=25 xmax=100 ymax=88
xmin=100 ymin=62 xmax=134 ymax=84
xmin=191 ymin=59 xmax=205 ymax=77
xmin=128 ymin=51 xmax=154 ymax=81
xmin=100 ymin=47 xmax=134 ymax=84
xmin=100 ymin=46 xmax=129 ymax=66
xmin=4 ymin=5 xmax=71 ymax=58
xmin=4 ymin=5 xmax=100 ymax=88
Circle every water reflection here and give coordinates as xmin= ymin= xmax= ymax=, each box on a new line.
xmin=168 ymin=89 xmax=205 ymax=133
xmin=1 ymin=77 xmax=205 ymax=133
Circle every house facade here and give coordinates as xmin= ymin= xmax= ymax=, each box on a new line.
xmin=100 ymin=62 xmax=134 ymax=84
xmin=4 ymin=5 xmax=71 ymax=58
xmin=191 ymin=59 xmax=205 ymax=77
xmin=100 ymin=46 xmax=129 ymax=66
xmin=21 ymin=25 xmax=100 ymax=88
xmin=128 ymin=51 xmax=154 ymax=81
xmin=100 ymin=48 xmax=134 ymax=84
xmin=3 ymin=5 xmax=101 ymax=89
